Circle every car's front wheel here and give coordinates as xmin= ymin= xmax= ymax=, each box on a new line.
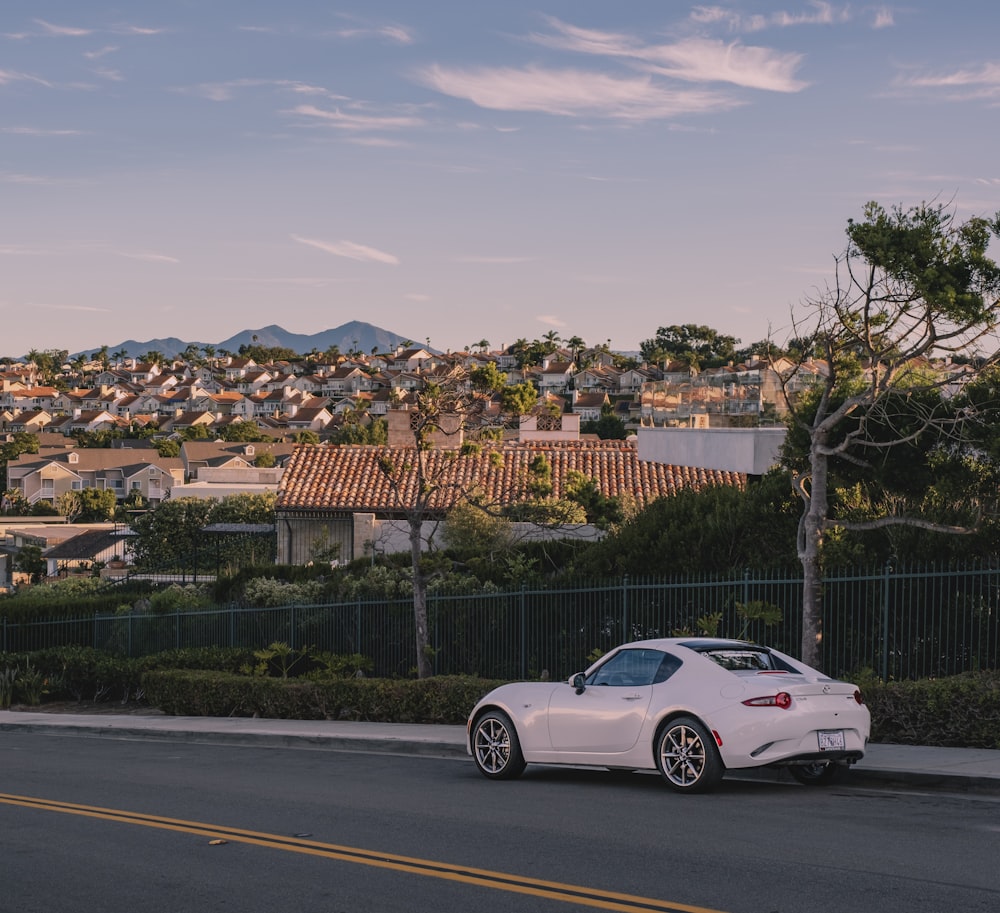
xmin=789 ymin=761 xmax=845 ymax=786
xmin=655 ymin=717 xmax=724 ymax=793
xmin=471 ymin=710 xmax=526 ymax=780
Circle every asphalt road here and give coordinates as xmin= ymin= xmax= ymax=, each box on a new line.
xmin=2 ymin=732 xmax=999 ymax=913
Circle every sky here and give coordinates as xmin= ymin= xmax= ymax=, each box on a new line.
xmin=3 ymin=1 xmax=1000 ymax=360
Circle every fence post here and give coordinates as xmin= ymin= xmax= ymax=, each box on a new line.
xmin=290 ymin=604 xmax=297 ymax=651
xmin=520 ymin=582 xmax=527 ymax=680
xmin=622 ymin=574 xmax=630 ymax=641
xmin=175 ymin=610 xmax=181 ymax=651
xmin=881 ymin=558 xmax=894 ymax=681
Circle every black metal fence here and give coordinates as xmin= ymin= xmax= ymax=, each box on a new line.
xmin=3 ymin=562 xmax=999 ymax=680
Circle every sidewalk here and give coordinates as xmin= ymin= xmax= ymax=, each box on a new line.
xmin=3 ymin=709 xmax=1000 ymax=794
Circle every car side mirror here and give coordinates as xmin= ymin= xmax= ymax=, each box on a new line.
xmin=570 ymin=673 xmax=586 ymax=694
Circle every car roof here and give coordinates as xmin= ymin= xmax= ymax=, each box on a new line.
xmin=616 ymin=637 xmax=766 ymax=652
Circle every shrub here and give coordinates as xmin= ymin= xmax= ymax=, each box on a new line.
xmin=855 ymin=671 xmax=1000 ymax=748
xmin=142 ymin=669 xmax=507 ymax=722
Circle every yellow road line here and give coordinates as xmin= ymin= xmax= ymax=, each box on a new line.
xmin=0 ymin=792 xmax=728 ymax=913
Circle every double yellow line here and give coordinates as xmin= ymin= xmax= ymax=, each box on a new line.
xmin=1 ymin=792 xmax=728 ymax=913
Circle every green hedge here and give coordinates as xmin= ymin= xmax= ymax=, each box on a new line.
xmin=142 ymin=669 xmax=507 ymax=723
xmin=5 ymin=645 xmax=1000 ymax=749
xmin=858 ymin=672 xmax=1000 ymax=748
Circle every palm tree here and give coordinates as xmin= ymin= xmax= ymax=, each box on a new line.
xmin=542 ymin=330 xmax=561 ymax=353
xmin=565 ymin=335 xmax=585 ymax=366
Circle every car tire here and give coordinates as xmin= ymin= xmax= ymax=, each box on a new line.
xmin=789 ymin=761 xmax=845 ymax=786
xmin=471 ymin=710 xmax=526 ymax=780
xmin=655 ymin=716 xmax=724 ymax=793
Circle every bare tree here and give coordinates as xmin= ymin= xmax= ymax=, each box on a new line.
xmin=376 ymin=365 xmax=501 ymax=678
xmin=777 ymin=201 xmax=1000 ymax=670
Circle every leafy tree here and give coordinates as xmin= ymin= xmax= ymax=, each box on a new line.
xmin=639 ymin=324 xmax=740 ymax=369
xmin=254 ymin=450 xmax=276 ymax=468
xmin=579 ymin=470 xmax=799 ymax=577
xmin=0 ymin=432 xmax=39 ymax=488
xmin=470 ymin=361 xmax=507 ymax=392
xmin=219 ymin=421 xmax=266 ymax=442
xmin=14 ymin=544 xmax=47 ymax=583
xmin=155 ymin=439 xmax=181 ymax=458
xmin=581 ymin=412 xmax=628 ymax=440
xmin=500 ymin=382 xmax=538 ymax=417
xmin=65 ymin=488 xmax=118 ymax=522
xmin=128 ymin=494 xmax=275 ymax=574
xmin=129 ymin=497 xmax=215 ymax=571
xmin=777 ymin=200 xmax=1000 ymax=669
xmin=293 ymin=430 xmax=321 ymax=444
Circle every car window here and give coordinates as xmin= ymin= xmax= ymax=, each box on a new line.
xmin=701 ymin=648 xmax=793 ymax=672
xmin=588 ymin=648 xmax=682 ymax=687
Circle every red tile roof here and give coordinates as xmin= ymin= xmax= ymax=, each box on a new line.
xmin=277 ymin=440 xmax=744 ymax=513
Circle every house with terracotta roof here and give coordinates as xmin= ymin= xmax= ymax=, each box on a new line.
xmin=275 ymin=439 xmax=744 ymax=564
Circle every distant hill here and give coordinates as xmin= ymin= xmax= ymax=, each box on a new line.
xmin=68 ymin=321 xmax=415 ymax=361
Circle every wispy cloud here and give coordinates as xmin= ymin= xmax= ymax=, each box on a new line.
xmin=182 ymin=78 xmax=330 ymax=101
xmin=333 ymin=25 xmax=415 ymax=45
xmin=36 ymin=302 xmax=111 ymax=313
xmin=0 ymin=172 xmax=55 ymax=184
xmin=113 ymin=25 xmax=166 ymax=36
xmin=84 ymin=45 xmax=118 ymax=59
xmin=34 ymin=19 xmax=93 ymax=37
xmin=113 ymin=249 xmax=179 ymax=264
xmin=532 ymin=18 xmax=807 ymax=92
xmin=689 ymin=3 xmax=855 ymax=33
xmin=292 ymin=235 xmax=400 ymax=265
xmin=417 ymin=64 xmax=742 ymax=120
xmin=872 ymin=7 xmax=895 ymax=28
xmin=537 ymin=315 xmax=567 ymax=329
xmin=2 ymin=126 xmax=83 ymax=136
xmin=0 ymin=244 xmax=47 ymax=255
xmin=291 ymin=104 xmax=424 ymax=131
xmin=893 ymin=62 xmax=1000 ymax=102
xmin=0 ymin=69 xmax=54 ymax=88
xmin=93 ymin=67 xmax=124 ymax=82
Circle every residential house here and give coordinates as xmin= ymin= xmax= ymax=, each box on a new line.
xmin=535 ymin=361 xmax=576 ymax=396
xmin=5 ymin=409 xmax=51 ymax=433
xmin=6 ymin=447 xmax=183 ymax=507
xmin=571 ymin=391 xmax=610 ymax=423
xmin=275 ymin=439 xmax=744 ymax=564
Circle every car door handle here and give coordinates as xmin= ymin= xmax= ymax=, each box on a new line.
xmin=622 ymin=693 xmax=644 ymax=701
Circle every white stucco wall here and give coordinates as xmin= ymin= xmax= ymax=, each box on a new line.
xmin=636 ymin=426 xmax=786 ymax=475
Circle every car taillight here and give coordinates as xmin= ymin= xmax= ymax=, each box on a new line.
xmin=853 ymin=689 xmax=865 ymax=705
xmin=743 ymin=691 xmax=793 ymax=710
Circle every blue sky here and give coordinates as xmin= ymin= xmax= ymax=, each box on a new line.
xmin=3 ymin=1 xmax=999 ymax=359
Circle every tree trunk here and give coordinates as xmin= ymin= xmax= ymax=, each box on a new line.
xmin=799 ymin=443 xmax=828 ymax=671
xmin=409 ymin=518 xmax=433 ymax=679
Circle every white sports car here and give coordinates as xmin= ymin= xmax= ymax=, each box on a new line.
xmin=467 ymin=638 xmax=870 ymax=793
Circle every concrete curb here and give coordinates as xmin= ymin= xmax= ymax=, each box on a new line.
xmin=4 ymin=711 xmax=1000 ymax=794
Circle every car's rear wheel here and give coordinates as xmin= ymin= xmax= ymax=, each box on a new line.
xmin=472 ymin=710 xmax=526 ymax=780
xmin=655 ymin=717 xmax=724 ymax=793
xmin=789 ymin=761 xmax=845 ymax=786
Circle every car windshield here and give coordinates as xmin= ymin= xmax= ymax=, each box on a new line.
xmin=588 ymin=648 xmax=682 ymax=686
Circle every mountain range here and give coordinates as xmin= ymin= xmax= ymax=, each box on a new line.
xmin=70 ymin=321 xmax=415 ymax=361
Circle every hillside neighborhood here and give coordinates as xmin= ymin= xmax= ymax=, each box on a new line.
xmin=0 ymin=332 xmax=972 ymax=586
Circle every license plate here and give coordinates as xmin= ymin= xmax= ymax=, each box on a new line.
xmin=818 ymin=730 xmax=845 ymax=750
